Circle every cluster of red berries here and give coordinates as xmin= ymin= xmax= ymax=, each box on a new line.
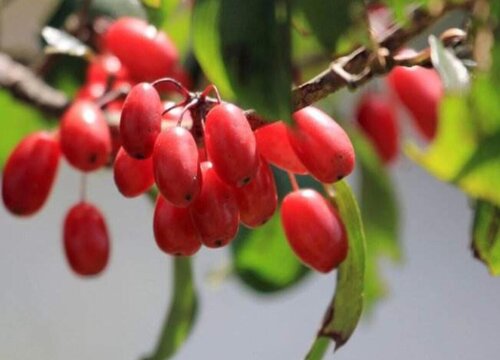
xmin=355 ymin=60 xmax=443 ymax=165
xmin=2 ymin=17 xmax=357 ymax=276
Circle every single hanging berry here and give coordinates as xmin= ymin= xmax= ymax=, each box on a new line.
xmin=153 ymin=195 xmax=202 ymax=256
xmin=233 ymin=157 xmax=278 ymax=228
xmin=387 ymin=65 xmax=443 ymax=140
xmin=281 ymin=189 xmax=348 ymax=273
xmin=205 ymin=103 xmax=259 ymax=187
xmin=254 ymin=121 xmax=308 ymax=174
xmin=113 ymin=147 xmax=154 ymax=197
xmin=287 ymin=106 xmax=355 ymax=183
xmin=104 ymin=17 xmax=179 ymax=82
xmin=356 ymin=93 xmax=399 ymax=164
xmin=120 ymin=82 xmax=163 ymax=159
xmin=63 ymin=202 xmax=110 ymax=276
xmin=153 ymin=126 xmax=201 ymax=207
xmin=60 ymin=100 xmax=111 ymax=172
xmin=189 ymin=162 xmax=240 ymax=248
xmin=2 ymin=131 xmax=60 ymax=216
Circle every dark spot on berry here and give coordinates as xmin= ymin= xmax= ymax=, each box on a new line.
xmin=89 ymin=153 xmax=97 ymax=164
xmin=185 ymin=193 xmax=192 ymax=202
xmin=174 ymin=252 xmax=182 ymax=256
xmin=241 ymin=176 xmax=251 ymax=186
xmin=214 ymin=240 xmax=223 ymax=247
xmin=337 ymin=174 xmax=344 ymax=181
xmin=134 ymin=153 xmax=145 ymax=160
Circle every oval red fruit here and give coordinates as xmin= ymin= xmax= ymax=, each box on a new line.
xmin=205 ymin=103 xmax=259 ymax=187
xmin=153 ymin=195 xmax=202 ymax=256
xmin=104 ymin=17 xmax=179 ymax=82
xmin=387 ymin=66 xmax=443 ymax=140
xmin=113 ymin=147 xmax=154 ymax=197
xmin=255 ymin=121 xmax=308 ymax=174
xmin=189 ymin=162 xmax=240 ymax=248
xmin=120 ymin=82 xmax=162 ymax=159
xmin=60 ymin=100 xmax=111 ymax=172
xmin=2 ymin=131 xmax=60 ymax=216
xmin=153 ymin=127 xmax=201 ymax=207
xmin=234 ymin=158 xmax=278 ymax=228
xmin=288 ymin=107 xmax=355 ymax=183
xmin=281 ymin=189 xmax=348 ymax=273
xmin=356 ymin=93 xmax=399 ymax=164
xmin=63 ymin=202 xmax=110 ymax=276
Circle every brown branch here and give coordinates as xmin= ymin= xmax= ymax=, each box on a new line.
xmin=0 ymin=52 xmax=69 ymax=117
xmin=291 ymin=0 xmax=474 ymax=111
xmin=0 ymin=0 xmax=473 ymax=121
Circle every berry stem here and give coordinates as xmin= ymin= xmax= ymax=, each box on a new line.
xmin=80 ymin=173 xmax=88 ymax=202
xmin=287 ymin=172 xmax=300 ymax=192
xmin=200 ymin=84 xmax=221 ymax=104
xmin=151 ymin=77 xmax=190 ymax=100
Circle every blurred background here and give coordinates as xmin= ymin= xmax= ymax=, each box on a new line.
xmin=1 ymin=0 xmax=500 ymax=359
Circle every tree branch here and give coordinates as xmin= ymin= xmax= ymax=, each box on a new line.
xmin=0 ymin=0 xmax=473 ymax=120
xmin=291 ymin=0 xmax=474 ymax=111
xmin=0 ymin=52 xmax=69 ymax=117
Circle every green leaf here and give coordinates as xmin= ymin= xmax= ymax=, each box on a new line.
xmin=407 ymin=95 xmax=500 ymax=206
xmin=144 ymin=257 xmax=198 ymax=360
xmin=297 ymin=0 xmax=360 ymax=54
xmin=231 ymin=212 xmax=309 ymax=293
xmin=193 ymin=0 xmax=293 ymax=121
xmin=306 ymin=180 xmax=366 ymax=357
xmin=355 ymin=132 xmax=401 ymax=262
xmin=472 ymin=200 xmax=500 ymax=276
xmin=144 ymin=0 xmax=179 ymax=29
xmin=351 ymin=131 xmax=400 ymax=314
xmin=0 ymin=92 xmax=48 ymax=167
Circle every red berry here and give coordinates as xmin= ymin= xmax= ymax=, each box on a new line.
xmin=387 ymin=66 xmax=443 ymax=140
xmin=189 ymin=162 xmax=240 ymax=248
xmin=86 ymin=53 xmax=128 ymax=85
xmin=104 ymin=17 xmax=179 ymax=82
xmin=120 ymin=82 xmax=162 ymax=159
xmin=287 ymin=107 xmax=355 ymax=183
xmin=281 ymin=189 xmax=348 ymax=273
xmin=356 ymin=93 xmax=399 ymax=164
xmin=2 ymin=131 xmax=60 ymax=216
xmin=153 ymin=195 xmax=202 ymax=256
xmin=205 ymin=103 xmax=259 ymax=187
xmin=63 ymin=202 xmax=110 ymax=276
xmin=113 ymin=147 xmax=154 ymax=197
xmin=254 ymin=121 xmax=308 ymax=174
xmin=153 ymin=127 xmax=201 ymax=207
xmin=75 ymin=82 xmax=106 ymax=101
xmin=60 ymin=100 xmax=111 ymax=172
xmin=234 ymin=158 xmax=278 ymax=228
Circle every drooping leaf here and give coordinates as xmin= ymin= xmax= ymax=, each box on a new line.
xmin=0 ymin=92 xmax=48 ymax=167
xmin=472 ymin=200 xmax=500 ymax=276
xmin=306 ymin=180 xmax=366 ymax=357
xmin=231 ymin=212 xmax=309 ymax=293
xmin=193 ymin=0 xmax=293 ymax=122
xmin=351 ymin=131 xmax=400 ymax=314
xmin=143 ymin=257 xmax=198 ymax=360
xmin=296 ymin=0 xmax=361 ymax=54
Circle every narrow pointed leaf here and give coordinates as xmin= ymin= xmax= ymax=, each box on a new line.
xmin=193 ymin=0 xmax=293 ymax=122
xmin=144 ymin=257 xmax=198 ymax=360
xmin=306 ymin=180 xmax=366 ymax=357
